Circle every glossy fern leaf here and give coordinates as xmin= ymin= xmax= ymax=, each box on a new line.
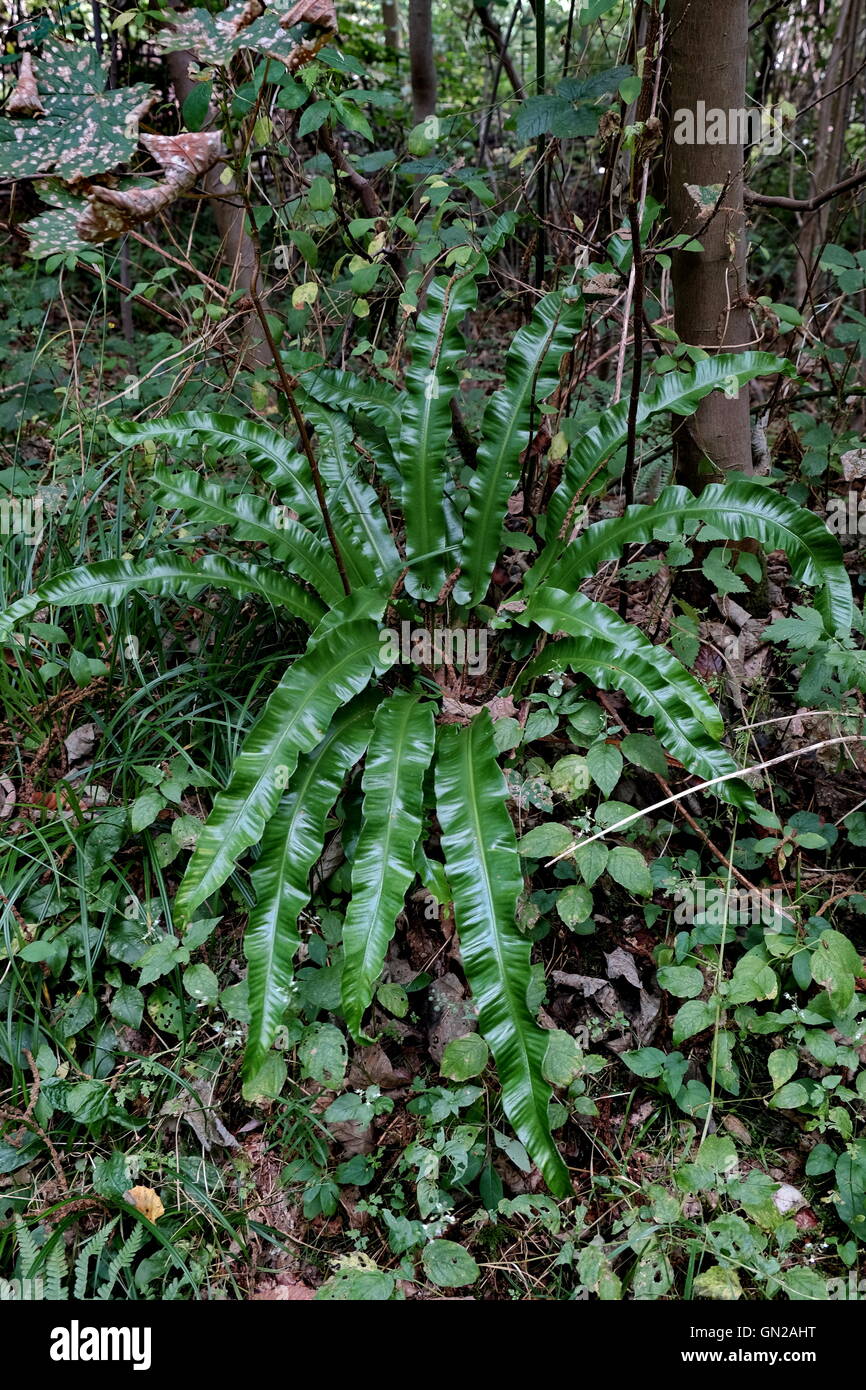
xmin=173 ymin=619 xmax=386 ymax=923
xmin=435 ymin=712 xmax=571 ymax=1196
xmin=244 ymin=693 xmax=379 ymax=1079
xmin=0 ymin=554 xmax=325 ymax=642
xmin=455 ymin=289 xmax=584 ymax=606
xmin=341 ymin=691 xmax=436 ymax=1037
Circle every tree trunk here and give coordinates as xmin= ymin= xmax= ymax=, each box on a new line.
xmin=408 ymin=0 xmax=436 ymax=123
xmin=382 ymin=0 xmax=400 ymax=50
xmin=794 ymin=0 xmax=864 ymax=304
xmin=166 ymin=46 xmax=268 ymax=366
xmin=668 ymin=0 xmax=752 ymax=487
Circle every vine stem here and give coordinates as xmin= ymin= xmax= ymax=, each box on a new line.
xmin=248 ymin=287 xmax=351 ymax=596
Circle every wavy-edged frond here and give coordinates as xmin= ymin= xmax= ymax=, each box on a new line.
xmin=244 ymin=693 xmax=379 ymax=1079
xmin=435 ymin=712 xmax=571 ymax=1196
xmin=521 ymin=586 xmax=723 ymax=736
xmin=303 ymin=399 xmax=401 ymax=585
xmin=541 ymin=353 xmax=796 ymax=554
xmin=341 ymin=692 xmax=436 ymax=1037
xmin=111 ymin=414 xmax=322 ymax=528
xmin=173 ymin=619 xmax=386 ymax=923
xmin=524 ymin=636 xmax=756 ymax=810
xmin=152 ymin=467 xmax=345 ymax=605
xmin=299 ymin=365 xmax=401 ymax=433
xmin=399 ymin=269 xmax=480 ymax=600
xmin=0 ymin=554 xmax=325 ymax=642
xmin=455 ymin=290 xmax=584 ymax=606
xmin=539 ymin=478 xmax=852 ymax=635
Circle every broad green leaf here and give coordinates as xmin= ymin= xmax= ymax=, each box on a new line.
xmin=556 ymin=883 xmax=593 ymax=927
xmin=436 ymin=712 xmax=571 ymax=1196
xmin=727 ymin=951 xmax=778 ymax=1005
xmin=811 ymin=929 xmax=863 ymax=1013
xmin=441 ymin=1034 xmax=490 ymax=1081
xmin=768 ymin=1048 xmax=798 ymax=1090
xmin=656 ymin=964 xmax=704 ymax=998
xmin=299 ymin=1023 xmax=347 ymax=1089
xmin=586 ymin=741 xmax=623 ymax=797
xmin=518 ymin=823 xmax=573 ymax=858
xmin=175 ymin=620 xmax=385 ymax=923
xmin=0 ymin=554 xmax=325 ymax=644
xmin=542 ymin=1030 xmax=585 ymax=1086
xmin=243 ymin=695 xmax=377 ymax=1079
xmin=671 ymin=999 xmax=716 ymax=1045
xmin=399 ymin=269 xmax=480 ymax=599
xmin=342 ymin=692 xmax=436 ymax=1036
xmin=456 ymin=290 xmax=584 ymax=605
xmin=421 ymin=1240 xmax=479 ymax=1288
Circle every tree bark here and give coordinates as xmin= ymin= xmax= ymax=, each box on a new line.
xmin=382 ymin=0 xmax=400 ymax=50
xmin=408 ymin=0 xmax=436 ymax=123
xmin=794 ymin=0 xmax=864 ymax=304
xmin=668 ymin=0 xmax=752 ymax=486
xmin=166 ymin=45 xmax=268 ymax=366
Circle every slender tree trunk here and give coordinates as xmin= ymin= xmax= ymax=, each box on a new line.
xmin=794 ymin=0 xmax=864 ymax=303
xmin=166 ymin=47 xmax=267 ymax=366
xmin=668 ymin=0 xmax=752 ymax=486
xmin=408 ymin=0 xmax=436 ymax=123
xmin=382 ymin=0 xmax=400 ymax=50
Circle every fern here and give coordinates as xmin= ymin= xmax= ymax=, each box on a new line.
xmin=2 ymin=278 xmax=853 ymax=1195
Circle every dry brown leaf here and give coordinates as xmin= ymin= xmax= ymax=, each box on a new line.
xmin=7 ymin=54 xmax=46 ymax=118
xmin=77 ymin=131 xmax=223 ymax=243
xmin=440 ymin=694 xmax=517 ymax=725
xmin=280 ymin=0 xmax=338 ymax=30
xmin=252 ymin=1277 xmax=315 ymax=1300
xmin=218 ymin=0 xmax=265 ymax=38
xmin=124 ymin=1186 xmax=165 ymax=1221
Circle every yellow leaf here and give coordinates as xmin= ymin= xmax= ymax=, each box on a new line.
xmin=292 ymin=282 xmax=319 ymax=309
xmin=549 ymin=431 xmax=569 ymax=461
xmin=509 ymin=145 xmax=535 ymax=168
xmin=124 ymin=1186 xmax=165 ymax=1221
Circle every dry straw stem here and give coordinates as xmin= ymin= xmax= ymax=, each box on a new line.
xmin=545 ymin=734 xmax=866 ymax=864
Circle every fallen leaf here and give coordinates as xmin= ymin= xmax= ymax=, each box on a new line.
xmin=124 ymin=1186 xmax=165 ymax=1221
